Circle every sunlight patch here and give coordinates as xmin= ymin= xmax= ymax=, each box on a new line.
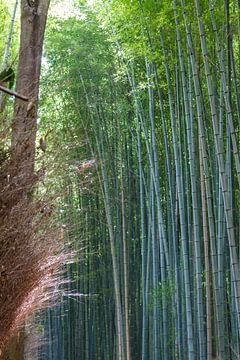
xmin=49 ymin=0 xmax=80 ymax=19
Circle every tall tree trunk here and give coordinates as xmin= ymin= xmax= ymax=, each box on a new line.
xmin=11 ymin=0 xmax=50 ymax=181
xmin=0 ymin=0 xmax=50 ymax=358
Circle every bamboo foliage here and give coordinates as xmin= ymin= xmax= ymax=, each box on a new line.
xmin=39 ymin=1 xmax=240 ymax=359
xmin=0 ymin=0 xmax=18 ymax=109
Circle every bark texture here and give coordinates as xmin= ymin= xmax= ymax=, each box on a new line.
xmin=11 ymin=0 xmax=50 ymax=180
xmin=0 ymin=0 xmax=50 ymax=357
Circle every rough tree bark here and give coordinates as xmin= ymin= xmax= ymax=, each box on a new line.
xmin=11 ymin=0 xmax=50 ymax=180
xmin=0 ymin=1 xmax=50 ymax=359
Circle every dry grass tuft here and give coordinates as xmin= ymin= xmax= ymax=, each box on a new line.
xmin=0 ymin=147 xmax=66 ymax=354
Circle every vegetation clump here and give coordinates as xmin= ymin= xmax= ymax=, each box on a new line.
xmin=0 ymin=148 xmax=64 ymax=354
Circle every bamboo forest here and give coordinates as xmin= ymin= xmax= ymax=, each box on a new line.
xmin=1 ymin=0 xmax=240 ymax=359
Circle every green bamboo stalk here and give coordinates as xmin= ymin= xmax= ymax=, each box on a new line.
xmin=160 ymin=30 xmax=194 ymax=360
xmin=208 ymin=0 xmax=240 ymax=188
xmin=199 ymin=141 xmax=212 ymax=360
xmin=136 ymin=110 xmax=148 ymax=360
xmin=173 ymin=3 xmax=205 ymax=357
xmin=95 ymin=110 xmax=125 ymax=360
xmin=79 ymin=74 xmax=125 ymax=359
xmin=154 ymin=63 xmax=182 ymax=359
xmin=146 ymin=60 xmax=168 ymax=360
xmin=119 ymin=126 xmax=131 ymax=360
xmin=230 ymin=37 xmax=240 ymax=129
xmin=0 ymin=0 xmax=18 ymax=71
xmin=0 ymin=0 xmax=18 ymax=108
xmin=194 ymin=0 xmax=240 ymax=339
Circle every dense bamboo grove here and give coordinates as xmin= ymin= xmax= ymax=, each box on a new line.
xmin=1 ymin=0 xmax=240 ymax=359
xmin=35 ymin=0 xmax=240 ymax=359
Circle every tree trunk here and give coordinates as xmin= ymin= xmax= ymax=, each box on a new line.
xmin=11 ymin=0 xmax=50 ymax=181
xmin=0 ymin=0 xmax=50 ymax=357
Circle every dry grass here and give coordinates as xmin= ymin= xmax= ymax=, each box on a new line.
xmin=0 ymin=150 xmax=66 ymax=355
xmin=24 ymin=324 xmax=40 ymax=360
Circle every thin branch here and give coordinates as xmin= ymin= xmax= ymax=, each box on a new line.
xmin=0 ymin=85 xmax=28 ymax=102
